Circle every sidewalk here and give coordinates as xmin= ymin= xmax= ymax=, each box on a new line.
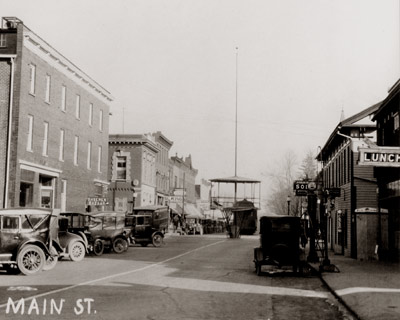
xmin=309 ymin=254 xmax=400 ymax=320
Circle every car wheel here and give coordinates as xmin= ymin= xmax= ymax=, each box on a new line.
xmin=43 ymin=246 xmax=58 ymax=271
xmin=113 ymin=238 xmax=128 ymax=254
xmin=93 ymin=239 xmax=104 ymax=256
xmin=17 ymin=245 xmax=46 ymax=275
xmin=152 ymin=234 xmax=163 ymax=247
xmin=69 ymin=241 xmax=86 ymax=262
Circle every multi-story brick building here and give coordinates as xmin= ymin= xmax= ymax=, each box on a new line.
xmin=0 ymin=17 xmax=112 ymax=211
xmin=168 ymin=154 xmax=202 ymax=217
xmin=107 ymin=134 xmax=158 ymax=212
xmin=152 ymin=131 xmax=173 ymax=206
xmin=317 ymin=103 xmax=381 ymax=260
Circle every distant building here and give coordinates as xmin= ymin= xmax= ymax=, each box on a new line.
xmin=107 ymin=134 xmax=158 ymax=211
xmin=169 ymin=154 xmax=202 ymax=217
xmin=152 ymin=131 xmax=173 ymax=206
xmin=0 ymin=17 xmax=112 ymax=211
xmin=317 ymin=103 xmax=381 ymax=260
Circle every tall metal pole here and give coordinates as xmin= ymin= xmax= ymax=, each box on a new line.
xmin=234 ymin=47 xmax=238 ymax=204
xmin=235 ymin=47 xmax=238 ymax=178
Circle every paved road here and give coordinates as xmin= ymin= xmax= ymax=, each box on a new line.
xmin=0 ymin=235 xmax=350 ymax=319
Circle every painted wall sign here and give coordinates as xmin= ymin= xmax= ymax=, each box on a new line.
xmin=359 ymin=147 xmax=400 ymax=167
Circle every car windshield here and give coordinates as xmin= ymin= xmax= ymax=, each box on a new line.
xmin=21 ymin=214 xmax=48 ymax=230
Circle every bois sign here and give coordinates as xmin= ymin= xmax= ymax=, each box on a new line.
xmin=293 ymin=180 xmax=316 ymax=196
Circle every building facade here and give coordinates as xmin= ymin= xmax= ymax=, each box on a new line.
xmin=108 ymin=134 xmax=158 ymax=212
xmin=0 ymin=17 xmax=112 ymax=212
xmin=317 ymin=104 xmax=381 ymax=260
xmin=370 ymin=79 xmax=400 ymax=260
xmin=152 ymin=131 xmax=173 ymax=206
xmin=169 ymin=154 xmax=198 ymax=204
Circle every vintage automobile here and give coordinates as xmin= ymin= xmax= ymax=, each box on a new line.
xmin=126 ymin=205 xmax=169 ymax=247
xmin=0 ymin=208 xmax=59 ymax=275
xmin=87 ymin=211 xmax=131 ymax=255
xmin=253 ymin=215 xmax=306 ymax=276
xmin=54 ymin=215 xmax=87 ymax=262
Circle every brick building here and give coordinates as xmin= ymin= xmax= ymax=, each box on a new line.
xmin=317 ymin=103 xmax=381 ymax=260
xmin=0 ymin=17 xmax=112 ymax=211
xmin=107 ymin=134 xmax=158 ymax=212
xmin=152 ymin=131 xmax=173 ymax=206
xmin=168 ymin=154 xmax=201 ymax=217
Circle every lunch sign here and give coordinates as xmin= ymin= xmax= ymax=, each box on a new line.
xmin=358 ymin=147 xmax=400 ymax=167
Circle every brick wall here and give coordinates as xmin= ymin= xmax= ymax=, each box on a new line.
xmin=6 ymin=25 xmax=111 ymax=211
xmin=0 ymin=59 xmax=11 ymax=207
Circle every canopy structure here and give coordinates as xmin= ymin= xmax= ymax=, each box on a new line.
xmin=210 ymin=176 xmax=261 ymax=184
xmin=209 ymin=175 xmax=261 ymax=238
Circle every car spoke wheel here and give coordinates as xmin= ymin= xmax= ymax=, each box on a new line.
xmin=113 ymin=238 xmax=127 ymax=254
xmin=69 ymin=241 xmax=86 ymax=262
xmin=152 ymin=234 xmax=163 ymax=247
xmin=17 ymin=245 xmax=45 ymax=275
xmin=43 ymin=246 xmax=58 ymax=271
xmin=93 ymin=239 xmax=104 ymax=256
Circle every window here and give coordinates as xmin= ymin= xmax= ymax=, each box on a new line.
xmin=75 ymin=95 xmax=80 ymax=119
xmin=98 ymin=146 xmax=102 ymax=173
xmin=99 ymin=109 xmax=103 ymax=131
xmin=27 ymin=115 xmax=34 ymax=151
xmin=61 ymin=85 xmax=66 ymax=111
xmin=29 ymin=64 xmax=36 ymax=95
xmin=394 ymin=113 xmax=399 ymax=131
xmin=59 ymin=129 xmax=65 ymax=161
xmin=74 ymin=136 xmax=79 ymax=165
xmin=116 ymin=156 xmax=127 ymax=180
xmin=42 ymin=122 xmax=49 ymax=156
xmin=0 ymin=34 xmax=6 ymax=47
xmin=2 ymin=217 xmax=19 ymax=229
xmin=45 ymin=74 xmax=51 ymax=103
xmin=19 ymin=183 xmax=33 ymax=207
xmin=87 ymin=141 xmax=92 ymax=169
xmin=89 ymin=103 xmax=93 ymax=126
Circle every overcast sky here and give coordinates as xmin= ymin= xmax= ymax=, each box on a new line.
xmin=3 ymin=0 xmax=400 ymax=203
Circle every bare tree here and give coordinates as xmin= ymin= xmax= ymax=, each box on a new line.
xmin=266 ymin=150 xmax=300 ymax=216
xmin=265 ymin=150 xmax=318 ymax=216
xmin=299 ymin=149 xmax=317 ymax=180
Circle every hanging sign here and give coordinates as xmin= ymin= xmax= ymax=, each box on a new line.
xmin=359 ymin=147 xmax=400 ymax=167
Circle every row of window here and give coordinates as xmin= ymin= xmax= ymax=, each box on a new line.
xmin=29 ymin=64 xmax=104 ymax=131
xmin=26 ymin=115 xmax=103 ymax=172
xmin=323 ymin=145 xmax=352 ymax=188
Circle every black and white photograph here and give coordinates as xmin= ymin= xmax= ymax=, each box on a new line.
xmin=0 ymin=1 xmax=399 ymax=319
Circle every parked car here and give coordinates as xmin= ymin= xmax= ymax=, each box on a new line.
xmin=126 ymin=205 xmax=169 ymax=247
xmin=55 ymin=216 xmax=87 ymax=262
xmin=253 ymin=215 xmax=306 ymax=275
xmin=0 ymin=208 xmax=59 ymax=275
xmin=87 ymin=211 xmax=131 ymax=255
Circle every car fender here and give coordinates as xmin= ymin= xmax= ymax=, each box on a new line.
xmin=60 ymin=232 xmax=88 ymax=252
xmin=151 ymin=231 xmax=164 ymax=239
xmin=51 ymin=240 xmax=64 ymax=254
xmin=17 ymin=240 xmax=50 ymax=257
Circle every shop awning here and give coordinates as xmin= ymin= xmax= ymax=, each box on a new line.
xmin=169 ymin=203 xmax=204 ymax=219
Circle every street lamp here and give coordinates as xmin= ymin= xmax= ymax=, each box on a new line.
xmin=286 ymin=195 xmax=291 ymax=215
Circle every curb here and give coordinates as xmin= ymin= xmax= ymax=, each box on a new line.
xmin=307 ymin=263 xmax=361 ymax=320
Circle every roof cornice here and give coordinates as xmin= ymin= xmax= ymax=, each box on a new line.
xmin=23 ymin=27 xmax=113 ymax=104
